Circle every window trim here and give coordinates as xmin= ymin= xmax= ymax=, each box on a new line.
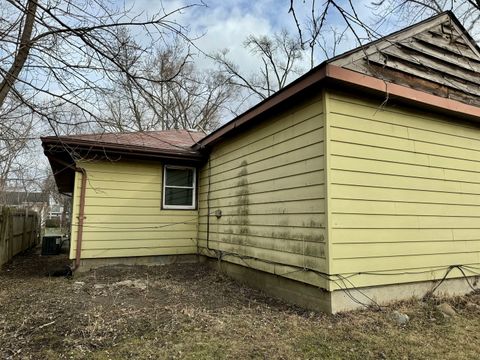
xmin=162 ymin=165 xmax=197 ymax=210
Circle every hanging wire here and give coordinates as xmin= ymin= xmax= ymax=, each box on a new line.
xmin=209 ymin=246 xmax=480 ymax=310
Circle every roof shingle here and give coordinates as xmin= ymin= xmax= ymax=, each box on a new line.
xmin=43 ymin=129 xmax=205 ymax=156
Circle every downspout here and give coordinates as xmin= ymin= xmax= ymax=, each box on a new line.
xmin=73 ymin=167 xmax=87 ymax=271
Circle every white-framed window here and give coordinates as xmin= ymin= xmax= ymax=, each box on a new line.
xmin=162 ymin=165 xmax=196 ymax=209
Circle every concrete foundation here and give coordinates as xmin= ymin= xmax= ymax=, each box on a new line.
xmin=207 ymin=258 xmax=480 ymax=313
xmin=75 ymin=254 xmax=199 ymax=272
xmin=330 ymin=275 xmax=480 ymax=313
xmin=207 ymin=258 xmax=334 ymax=312
xmin=75 ymin=255 xmax=480 ymax=313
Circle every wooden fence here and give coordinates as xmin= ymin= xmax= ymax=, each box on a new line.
xmin=0 ymin=207 xmax=40 ymax=266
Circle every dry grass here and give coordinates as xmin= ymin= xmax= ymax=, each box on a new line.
xmin=1 ymin=249 xmax=479 ymax=359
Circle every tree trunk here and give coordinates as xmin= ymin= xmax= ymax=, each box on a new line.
xmin=0 ymin=0 xmax=38 ymax=108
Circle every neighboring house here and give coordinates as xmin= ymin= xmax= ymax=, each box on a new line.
xmin=42 ymin=12 xmax=480 ymax=313
xmin=47 ymin=203 xmax=63 ymax=220
xmin=47 ymin=195 xmax=63 ymax=219
xmin=46 ymin=195 xmax=70 ymax=228
xmin=0 ymin=191 xmax=49 ymax=225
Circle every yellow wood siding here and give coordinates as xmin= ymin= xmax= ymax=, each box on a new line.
xmin=327 ymin=90 xmax=480 ymax=289
xmin=67 ymin=88 xmax=480 ymax=294
xmin=70 ymin=160 xmax=198 ymax=259
xmin=197 ymin=94 xmax=327 ymax=287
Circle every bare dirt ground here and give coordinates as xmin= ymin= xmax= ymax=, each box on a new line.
xmin=1 ymin=248 xmax=480 ymax=360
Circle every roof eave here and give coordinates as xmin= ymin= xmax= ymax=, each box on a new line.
xmin=41 ymin=137 xmax=206 ymax=193
xmin=195 ymin=64 xmax=328 ymax=149
xmin=325 ymin=64 xmax=480 ymax=121
xmin=41 ymin=137 xmax=205 ymax=162
xmin=196 ymin=63 xmax=480 ymax=149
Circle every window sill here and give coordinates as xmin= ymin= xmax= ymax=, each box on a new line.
xmin=162 ymin=206 xmax=197 ymax=210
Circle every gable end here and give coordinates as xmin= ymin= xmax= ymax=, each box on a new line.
xmin=330 ymin=12 xmax=480 ymax=107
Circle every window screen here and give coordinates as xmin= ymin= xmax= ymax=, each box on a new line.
xmin=163 ymin=166 xmax=196 ymax=209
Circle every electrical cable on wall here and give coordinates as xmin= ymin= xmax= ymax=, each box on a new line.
xmin=70 ymin=212 xmax=215 ymax=230
xmin=71 ymin=204 xmax=480 ymax=307
xmin=211 ymin=247 xmax=480 ymax=310
xmin=67 ymin=153 xmax=480 ymax=310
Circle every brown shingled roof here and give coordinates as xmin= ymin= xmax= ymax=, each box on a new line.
xmin=41 ymin=129 xmax=207 ymax=193
xmin=42 ymin=129 xmax=205 ymax=156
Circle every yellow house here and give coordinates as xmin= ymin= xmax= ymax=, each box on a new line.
xmin=42 ymin=12 xmax=480 ymax=313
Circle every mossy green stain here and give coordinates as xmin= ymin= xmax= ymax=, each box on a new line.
xmin=236 ymin=161 xmax=250 ymax=242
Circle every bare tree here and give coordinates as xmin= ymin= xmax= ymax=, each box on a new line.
xmin=372 ymin=1 xmax=480 ymax=38
xmin=213 ymin=4 xmax=372 ymax=109
xmin=312 ymin=26 xmax=349 ymax=63
xmin=288 ymin=0 xmax=379 ymax=66
xmin=212 ymin=30 xmax=304 ymax=106
xmin=0 ymin=96 xmax=35 ymax=191
xmin=288 ymin=0 xmax=480 ymax=57
xmin=0 ymin=0 xmax=204 ymax=128
xmin=142 ymin=45 xmax=236 ymax=132
xmin=99 ymin=33 xmax=235 ymax=132
xmin=0 ymin=0 xmax=204 ymax=187
xmin=99 ymin=27 xmax=152 ymax=132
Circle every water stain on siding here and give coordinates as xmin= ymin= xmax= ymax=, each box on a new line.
xmin=264 ymin=230 xmax=326 ymax=258
xmin=235 ymin=160 xmax=250 ymax=245
xmin=303 ymin=219 xmax=324 ymax=228
xmin=217 ymin=157 xmax=326 ymax=261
